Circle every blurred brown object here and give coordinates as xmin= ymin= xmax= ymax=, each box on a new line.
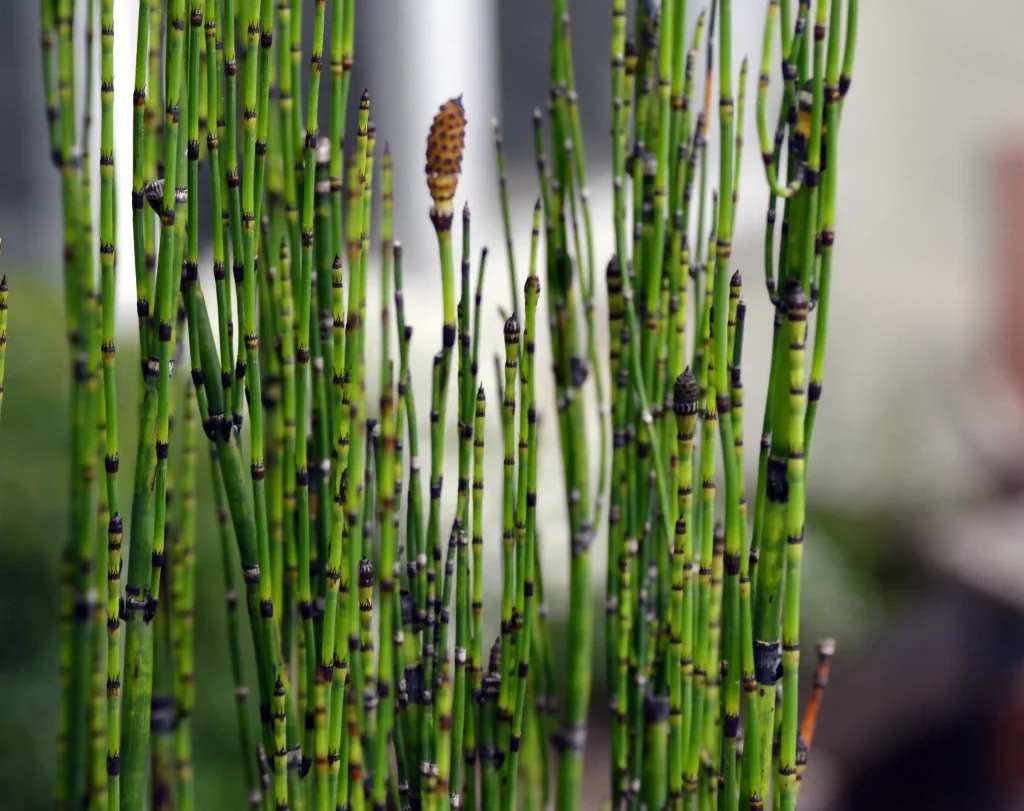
xmin=991 ymin=662 xmax=1024 ymax=802
xmin=994 ymin=144 xmax=1024 ymax=400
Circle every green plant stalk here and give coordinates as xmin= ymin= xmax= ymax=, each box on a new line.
xmin=700 ymin=521 xmax=724 ymax=811
xmin=144 ymin=2 xmax=162 ymax=285
xmin=393 ymin=243 xmax=426 ymax=658
xmin=777 ymin=281 xmax=809 ymax=811
xmin=173 ymin=377 xmax=199 ymax=811
xmin=504 ymin=275 xmax=539 ymax=811
xmin=55 ymin=0 xmax=95 ymax=799
xmin=323 ymin=94 xmax=371 ymax=805
xmin=222 ymin=0 xmax=246 ymax=432
xmin=609 ymin=290 xmax=630 ymax=807
xmin=313 ymin=144 xmax=336 ymax=605
xmin=752 ymin=1 xmax=814 ymax=799
xmin=426 ymin=203 xmax=459 ymax=742
xmin=641 ymin=0 xmax=674 ymax=393
xmin=751 ymin=276 xmax=793 ymax=806
xmin=618 ymin=247 xmax=676 ymax=811
xmin=252 ymin=0 xmax=274 ymax=227
xmin=689 ymin=206 xmax=716 ymax=612
xmin=392 ymin=587 xmax=414 ymax=808
xmin=447 ymin=203 xmax=474 ymax=809
xmin=276 ymin=237 xmax=307 ymax=809
xmin=521 ymin=698 xmax=543 ymax=811
xmin=541 ymin=142 xmax=598 ymax=811
xmin=241 ymin=0 xmax=294 ymax=793
xmin=215 ymin=440 xmax=263 ymax=807
xmin=158 ymin=343 xmax=181 ymax=811
xmin=556 ymin=11 xmax=606 ymax=539
xmin=131 ymin=0 xmax=153 ymax=358
xmin=203 ymin=0 xmax=234 ymax=439
xmin=452 ymin=513 xmax=472 ymax=809
xmin=329 ymin=0 xmax=354 ymax=261
xmin=432 ymin=529 xmax=458 ymax=809
xmin=287 ymin=0 xmax=303 ymax=176
xmin=804 ymin=0 xmax=849 ymax=461
xmin=504 ymin=202 xmax=542 ymax=772
xmin=357 ymin=556 xmax=376 ymax=789
xmin=607 ymin=0 xmax=628 ymax=783
xmin=605 ymin=258 xmax=625 ymax=712
xmin=356 ymin=146 xmax=379 ymax=770
xmin=839 ymin=0 xmax=859 ymax=119
xmin=340 ymin=251 xmax=370 ymax=811
xmin=58 ymin=544 xmax=72 ymax=811
xmin=41 ymin=0 xmax=59 ymax=166
xmin=779 ymin=2 xmax=828 ymax=805
xmin=684 ymin=378 xmax=716 ymax=808
xmin=629 ymin=4 xmax=652 ymax=282
xmin=91 ymin=404 xmax=110 ymax=811
xmin=194 ymin=271 xmax=283 ymax=808
xmin=119 ymin=372 xmax=159 ymax=811
xmin=690 ymin=0 xmax=714 ymax=295
xmin=92 ymin=0 xmax=123 ymax=802
xmin=493 ymin=122 xmax=519 ymax=316
xmin=420 ymin=352 xmax=443 ymax=792
xmin=151 ymin=594 xmax=175 ymax=811
xmin=274 ymin=0 xmax=299 ymax=261
xmin=262 ymin=226 xmax=288 ymax=727
xmin=464 ymin=383 xmax=487 ymax=811
xmin=749 ymin=1 xmax=802 ymax=765
xmin=293 ymin=0 xmax=326 ymax=786
xmin=497 ymin=310 xmax=521 ymax=773
xmin=669 ymin=370 xmax=698 ymax=810
xmin=373 ymin=358 xmax=398 ymax=808
xmin=482 ymin=644 xmax=502 ymax=808
xmin=726 ymin=295 xmax=758 ymax=810
xmin=610 ymin=0 xmax=628 ymax=269
xmin=709 ymin=5 xmax=745 ymax=807
xmin=121 ymin=1 xmax=187 ymax=803
xmin=533 ymin=535 xmax=557 ymax=811
xmin=747 ymin=3 xmax=797 ymax=803
xmin=756 ymin=1 xmax=805 ymax=200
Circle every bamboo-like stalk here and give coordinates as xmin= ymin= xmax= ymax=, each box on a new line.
xmin=121 ymin=0 xmax=188 ymax=802
xmin=131 ymin=0 xmax=154 ymax=358
xmin=239 ymin=0 xmax=291 ymax=793
xmin=222 ymin=0 xmax=245 ymax=432
xmin=212 ymin=442 xmax=262 ymax=808
xmin=177 ymin=9 xmax=204 ymax=801
xmin=498 ymin=310 xmax=520 ymax=781
xmin=777 ymin=279 xmax=809 ymax=811
xmin=493 ymin=122 xmax=519 ymax=316
xmin=294 ymin=0 xmax=326 ymax=792
xmin=92 ymin=391 xmax=110 ymax=811
xmin=448 ymin=202 xmax=475 ymax=810
xmin=504 ymin=274 xmax=540 ymax=811
xmin=173 ymin=379 xmax=198 ymax=811
xmin=465 ymin=382 xmax=487 ymax=811
xmin=670 ymin=370 xmax=698 ymax=810
xmin=423 ymin=107 xmax=466 ymax=782
xmin=805 ymin=0 xmax=856 ymax=461
xmin=93 ymin=0 xmax=122 ymax=803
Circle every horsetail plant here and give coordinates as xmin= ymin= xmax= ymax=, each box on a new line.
xmin=35 ymin=0 xmax=860 ymax=808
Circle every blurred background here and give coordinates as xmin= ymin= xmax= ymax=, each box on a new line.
xmin=4 ymin=0 xmax=1024 ymax=808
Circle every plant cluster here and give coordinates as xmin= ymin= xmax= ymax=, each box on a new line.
xmin=35 ymin=0 xmax=858 ymax=809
